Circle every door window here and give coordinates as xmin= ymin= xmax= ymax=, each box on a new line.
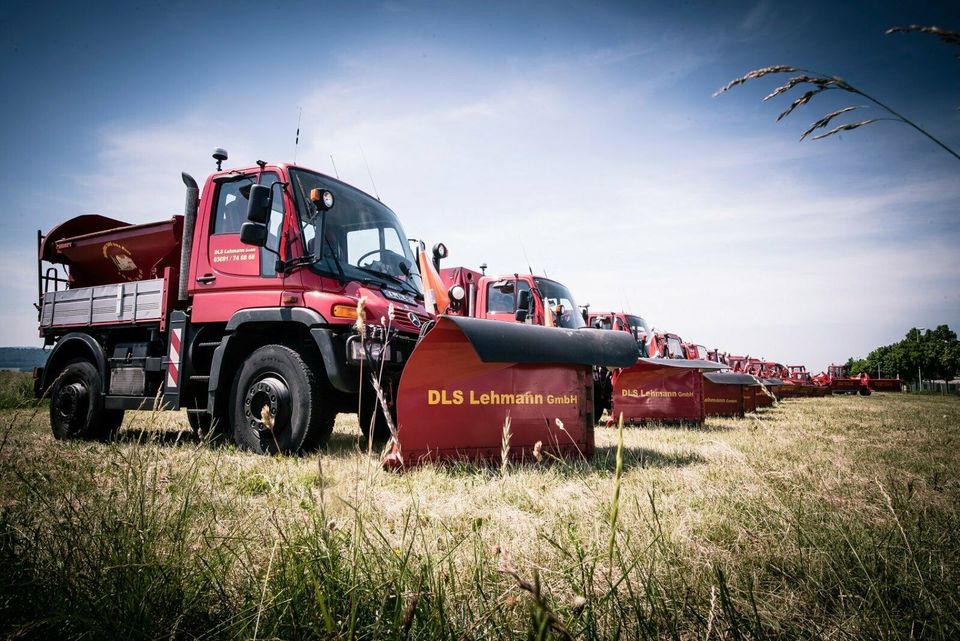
xmin=209 ymin=172 xmax=283 ymax=277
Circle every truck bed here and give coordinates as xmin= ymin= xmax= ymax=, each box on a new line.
xmin=40 ymin=278 xmax=166 ymax=330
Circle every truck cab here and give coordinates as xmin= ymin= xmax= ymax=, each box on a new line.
xmin=586 ymin=311 xmax=655 ymax=356
xmin=785 ymin=365 xmax=808 ymax=383
xmin=439 ymin=268 xmax=586 ymax=329
xmin=662 ymin=332 xmax=685 ymax=359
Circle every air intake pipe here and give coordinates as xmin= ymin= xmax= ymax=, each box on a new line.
xmin=178 ymin=172 xmax=199 ymax=301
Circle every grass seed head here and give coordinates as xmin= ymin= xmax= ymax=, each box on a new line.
xmin=713 ymin=65 xmax=799 ymax=96
xmin=355 ymin=296 xmax=368 ymax=334
xmin=811 ymin=119 xmax=880 ymax=140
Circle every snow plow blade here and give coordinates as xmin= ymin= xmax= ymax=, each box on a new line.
xmin=392 ymin=316 xmax=638 ymax=467
xmin=703 ymin=372 xmax=762 ymax=417
xmin=612 ymin=358 xmax=725 ymax=425
xmin=777 ymin=382 xmax=833 ymax=399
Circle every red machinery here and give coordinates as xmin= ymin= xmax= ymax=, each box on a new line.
xmin=703 ymin=371 xmax=762 ymax=417
xmin=815 ymin=364 xmax=901 ymax=395
xmin=661 ymin=332 xmax=686 ymax=359
xmin=34 ymin=150 xmax=636 ymax=467
xmin=585 ymin=317 xmax=724 ymax=424
xmin=706 ymin=349 xmax=728 ymax=365
xmin=587 ymin=312 xmax=656 ymax=357
xmin=778 ymin=365 xmax=831 ymax=398
xmin=610 ymin=357 xmax=724 ymax=423
xmin=682 ymin=342 xmax=709 ymax=360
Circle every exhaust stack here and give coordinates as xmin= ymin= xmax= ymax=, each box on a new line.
xmin=178 ymin=172 xmax=199 ymax=301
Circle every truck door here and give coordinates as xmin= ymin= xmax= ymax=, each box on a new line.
xmin=481 ymin=277 xmax=538 ymax=324
xmin=190 ymin=171 xmax=292 ymax=322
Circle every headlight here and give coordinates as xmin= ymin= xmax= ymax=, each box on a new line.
xmin=448 ymin=284 xmax=465 ymax=301
xmin=348 ymin=340 xmax=391 ymax=362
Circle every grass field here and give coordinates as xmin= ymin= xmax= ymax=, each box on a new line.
xmin=0 ymin=379 xmax=957 ymax=640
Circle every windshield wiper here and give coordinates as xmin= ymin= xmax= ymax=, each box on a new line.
xmin=355 ymin=265 xmax=422 ymax=298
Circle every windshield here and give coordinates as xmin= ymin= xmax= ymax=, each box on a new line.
xmin=626 ymin=315 xmax=650 ymax=337
xmin=591 ymin=315 xmax=613 ymax=330
xmin=534 ymin=278 xmax=585 ymax=329
xmin=289 ymin=169 xmax=422 ymax=296
xmin=666 ymin=336 xmax=684 ymax=358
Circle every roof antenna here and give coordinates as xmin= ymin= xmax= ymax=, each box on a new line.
xmin=330 ymin=154 xmax=340 ymax=180
xmin=359 ymin=144 xmax=380 ymax=200
xmin=293 ymin=107 xmax=302 ymax=164
xmin=520 ymin=243 xmax=533 ymax=276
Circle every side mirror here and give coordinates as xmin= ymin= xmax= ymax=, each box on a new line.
xmin=240 ymin=221 xmax=267 ymax=247
xmin=515 ymin=289 xmax=531 ymax=322
xmin=246 ymin=184 xmax=272 ymax=224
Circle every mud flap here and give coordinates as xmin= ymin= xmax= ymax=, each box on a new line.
xmin=391 ymin=316 xmax=638 ymax=467
xmin=703 ymin=372 xmax=761 ymax=417
xmin=612 ymin=358 xmax=725 ymax=425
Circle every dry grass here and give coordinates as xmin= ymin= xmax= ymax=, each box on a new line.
xmin=714 ymin=30 xmax=960 ymax=161
xmin=1 ymin=390 xmax=958 ymax=639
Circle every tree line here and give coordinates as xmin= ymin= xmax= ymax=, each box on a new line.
xmin=847 ymin=325 xmax=960 ymax=383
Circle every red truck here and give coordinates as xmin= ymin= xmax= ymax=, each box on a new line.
xmin=35 ymin=151 xmax=635 ymax=464
xmin=586 ymin=312 xmax=655 ymax=356
xmin=37 ymin=156 xmax=433 ymax=453
xmin=439 ymin=267 xmax=586 ymax=330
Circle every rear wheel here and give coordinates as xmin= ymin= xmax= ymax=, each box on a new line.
xmin=230 ymin=345 xmax=334 ymax=455
xmin=49 ymin=359 xmax=121 ymax=440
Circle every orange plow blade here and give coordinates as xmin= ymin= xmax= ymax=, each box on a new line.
xmin=391 ymin=316 xmax=638 ymax=467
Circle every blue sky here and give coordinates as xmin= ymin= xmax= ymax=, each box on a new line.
xmin=1 ymin=0 xmax=957 ymax=374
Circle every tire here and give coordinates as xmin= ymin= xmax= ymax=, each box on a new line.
xmin=358 ymin=379 xmax=392 ymax=445
xmin=230 ymin=345 xmax=334 ymax=455
xmin=102 ymin=409 xmax=125 ymax=437
xmin=592 ymin=367 xmax=613 ymax=424
xmin=49 ymin=359 xmax=120 ymax=441
xmin=187 ymin=412 xmax=213 ymax=437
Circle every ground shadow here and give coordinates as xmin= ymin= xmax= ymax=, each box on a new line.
xmin=598 ymin=417 xmax=737 ymax=432
xmin=112 ymin=421 xmax=377 ymax=459
xmin=591 ymin=445 xmax=705 ymax=472
xmin=411 ymin=442 xmax=706 ymax=479
xmin=114 ymin=427 xmax=203 ymax=447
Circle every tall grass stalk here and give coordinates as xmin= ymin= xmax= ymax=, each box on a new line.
xmin=607 ymin=412 xmax=624 ymax=567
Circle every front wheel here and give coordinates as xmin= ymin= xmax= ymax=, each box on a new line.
xmin=230 ymin=345 xmax=334 ymax=455
xmin=49 ymin=359 xmax=122 ymax=440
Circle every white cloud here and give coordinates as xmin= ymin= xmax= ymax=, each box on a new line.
xmin=5 ymin=36 xmax=957 ymax=375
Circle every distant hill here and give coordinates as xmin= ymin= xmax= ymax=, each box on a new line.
xmin=0 ymin=347 xmax=48 ymax=372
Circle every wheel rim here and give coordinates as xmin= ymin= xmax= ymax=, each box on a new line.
xmin=55 ymin=381 xmax=89 ymax=431
xmin=243 ymin=375 xmax=291 ymax=443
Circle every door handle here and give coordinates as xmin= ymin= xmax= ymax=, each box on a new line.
xmin=196 ymin=274 xmax=216 ymax=284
